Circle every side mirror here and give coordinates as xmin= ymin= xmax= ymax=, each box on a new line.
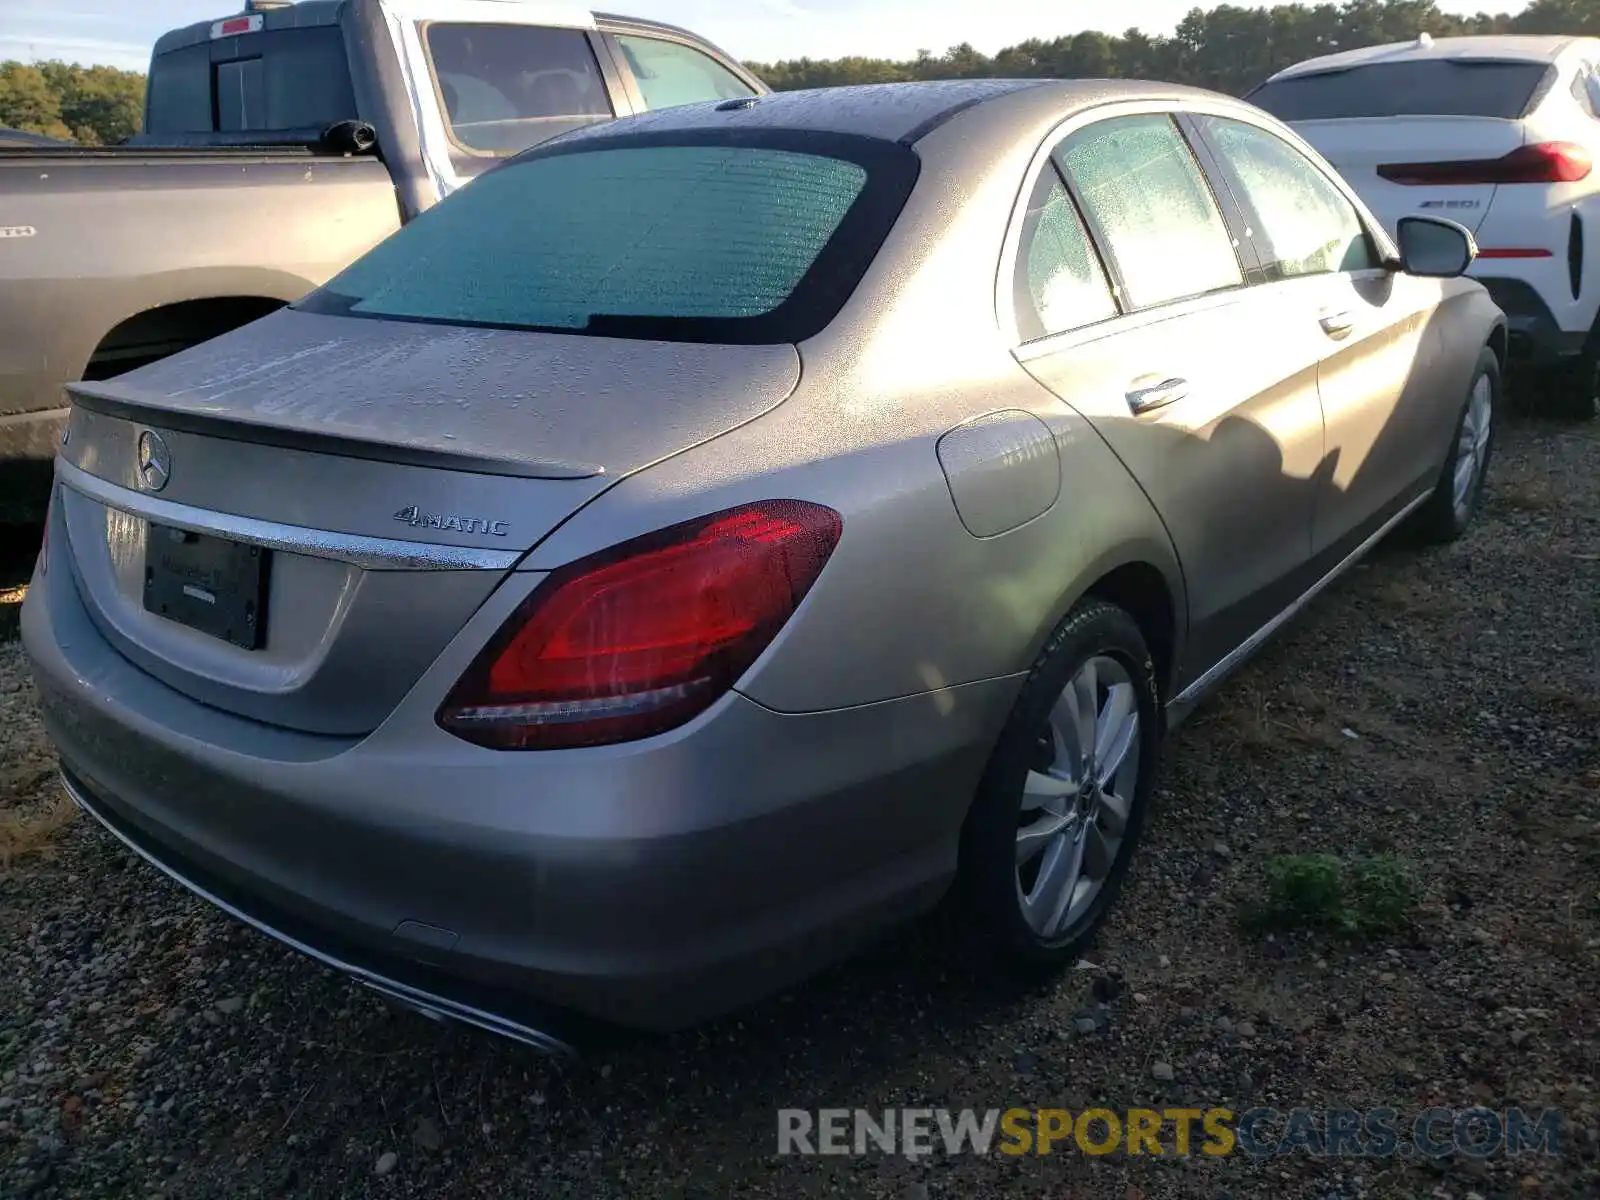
xmin=1393 ymin=215 xmax=1477 ymax=278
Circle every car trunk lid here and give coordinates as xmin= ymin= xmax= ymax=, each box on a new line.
xmin=57 ymin=308 xmax=801 ymax=736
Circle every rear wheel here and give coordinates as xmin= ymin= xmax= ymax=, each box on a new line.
xmin=1412 ymin=347 xmax=1498 ymax=544
xmin=959 ymin=599 xmax=1160 ymax=970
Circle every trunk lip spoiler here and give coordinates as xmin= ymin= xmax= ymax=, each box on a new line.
xmin=66 ymin=384 xmax=606 ymax=483
xmin=56 ymin=456 xmax=520 ymax=572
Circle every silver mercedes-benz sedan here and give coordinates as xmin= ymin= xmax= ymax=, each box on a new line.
xmin=23 ymin=79 xmax=1504 ymax=1055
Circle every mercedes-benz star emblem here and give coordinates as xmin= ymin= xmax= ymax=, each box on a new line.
xmin=136 ymin=430 xmax=171 ymax=492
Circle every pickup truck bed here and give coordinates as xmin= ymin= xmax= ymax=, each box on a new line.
xmin=0 ymin=145 xmax=401 ymax=521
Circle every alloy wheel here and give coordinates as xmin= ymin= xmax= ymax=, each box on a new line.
xmin=1452 ymin=373 xmax=1493 ymax=521
xmin=1015 ymin=654 xmax=1140 ymax=942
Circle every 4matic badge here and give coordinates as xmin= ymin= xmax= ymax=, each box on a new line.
xmin=393 ymin=505 xmax=509 ymax=536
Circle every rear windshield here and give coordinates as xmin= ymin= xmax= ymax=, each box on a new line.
xmin=1249 ymin=60 xmax=1552 ymax=121
xmin=295 ymin=131 xmax=918 ymax=344
xmin=145 ymin=27 xmax=357 ymax=134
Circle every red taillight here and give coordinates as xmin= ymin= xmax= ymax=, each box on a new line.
xmin=1378 ymin=142 xmax=1593 ymax=186
xmin=438 ymin=500 xmax=842 ymax=750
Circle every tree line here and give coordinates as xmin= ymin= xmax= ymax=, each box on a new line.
xmin=0 ymin=61 xmax=144 ymax=144
xmin=3 ymin=0 xmax=1599 ymax=146
xmin=746 ymin=0 xmax=1600 ymax=97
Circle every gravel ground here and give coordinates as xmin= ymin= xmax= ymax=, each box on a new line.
xmin=1 ymin=410 xmax=1596 ymax=1199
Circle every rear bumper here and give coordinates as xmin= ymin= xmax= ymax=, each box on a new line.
xmin=62 ymin=768 xmax=587 ymax=1055
xmin=1474 ymin=277 xmax=1588 ymax=367
xmin=22 ymin=535 xmax=1014 ymax=1038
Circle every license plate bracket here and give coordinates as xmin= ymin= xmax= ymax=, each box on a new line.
xmin=143 ymin=524 xmax=270 ymax=650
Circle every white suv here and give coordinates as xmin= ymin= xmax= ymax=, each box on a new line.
xmin=1251 ymin=34 xmax=1600 ymax=419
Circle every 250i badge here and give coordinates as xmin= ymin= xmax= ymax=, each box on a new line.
xmin=394 ymin=505 xmax=509 ymax=536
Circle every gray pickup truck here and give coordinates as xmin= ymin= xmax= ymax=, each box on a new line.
xmin=0 ymin=0 xmax=764 ymax=521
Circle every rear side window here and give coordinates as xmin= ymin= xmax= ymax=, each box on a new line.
xmin=423 ymin=22 xmax=613 ymax=155
xmin=615 ymin=34 xmax=755 ymax=111
xmin=145 ymin=28 xmax=358 ymax=134
xmin=1013 ymin=168 xmax=1118 ymax=341
xmin=297 ymin=133 xmax=918 ymax=344
xmin=1057 ymin=115 xmax=1243 ymax=310
xmin=1249 ymin=60 xmax=1552 ymax=121
xmin=1198 ymin=116 xmax=1377 ymax=279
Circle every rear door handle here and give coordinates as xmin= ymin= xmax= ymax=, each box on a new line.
xmin=1126 ymin=376 xmax=1188 ymax=415
xmin=1319 ymin=311 xmax=1355 ymax=339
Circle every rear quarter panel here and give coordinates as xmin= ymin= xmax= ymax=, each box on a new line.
xmin=519 ymin=365 xmax=1182 ymax=716
xmin=0 ymin=154 xmax=402 ymax=420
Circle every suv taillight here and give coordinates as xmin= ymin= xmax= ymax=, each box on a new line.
xmin=437 ymin=500 xmax=842 ymax=750
xmin=1378 ymin=141 xmax=1594 ymax=185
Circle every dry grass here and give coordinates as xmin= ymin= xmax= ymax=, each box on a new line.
xmin=1191 ymin=680 xmax=1349 ymax=754
xmin=0 ymin=782 xmax=76 ymax=868
xmin=1494 ymin=478 xmax=1559 ymax=510
xmin=0 ymin=638 xmax=74 ymax=867
xmin=1374 ymin=576 xmax=1462 ymax=618
xmin=1525 ymin=678 xmax=1600 ymax=723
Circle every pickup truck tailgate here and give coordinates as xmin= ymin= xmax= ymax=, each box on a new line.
xmin=55 ymin=308 xmax=802 ymax=736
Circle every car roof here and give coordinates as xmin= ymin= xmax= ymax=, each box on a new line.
xmin=547 ymin=78 xmax=1228 ymax=148
xmin=1265 ymin=34 xmax=1600 ymax=83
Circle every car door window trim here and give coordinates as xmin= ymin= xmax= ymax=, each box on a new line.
xmin=1184 ymin=105 xmax=1399 ymax=267
xmin=1012 ymin=159 xmax=1123 ymax=344
xmin=998 ymin=98 xmax=1300 ymax=349
xmin=1173 ymin=112 xmax=1271 ymax=286
xmin=1185 ymin=113 xmax=1382 ymax=283
xmin=1012 ymin=284 xmax=1250 ymax=363
xmin=1054 ymin=112 xmax=1250 ymax=312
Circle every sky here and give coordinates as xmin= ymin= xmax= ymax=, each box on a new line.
xmin=0 ymin=0 xmax=1509 ymax=73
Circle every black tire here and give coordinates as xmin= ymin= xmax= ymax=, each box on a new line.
xmin=1411 ymin=346 xmax=1500 ymax=544
xmin=958 ymin=599 xmax=1161 ymax=971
